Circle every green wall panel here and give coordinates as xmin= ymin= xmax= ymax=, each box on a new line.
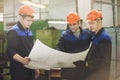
xmin=30 ymin=20 xmax=49 ymax=39
xmin=0 ymin=22 xmax=3 ymax=31
xmin=36 ymin=29 xmax=60 ymax=48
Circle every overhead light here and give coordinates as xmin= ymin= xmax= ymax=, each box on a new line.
xmin=48 ymin=21 xmax=67 ymax=24
xmin=21 ymin=0 xmax=47 ymax=8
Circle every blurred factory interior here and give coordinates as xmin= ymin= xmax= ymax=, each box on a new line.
xmin=0 ymin=0 xmax=120 ymax=80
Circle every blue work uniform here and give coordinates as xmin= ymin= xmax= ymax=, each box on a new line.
xmin=84 ymin=28 xmax=112 ymax=80
xmin=56 ymin=28 xmax=92 ymax=80
xmin=6 ymin=22 xmax=35 ymax=80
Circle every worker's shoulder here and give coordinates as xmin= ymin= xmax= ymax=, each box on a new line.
xmin=102 ymin=31 xmax=111 ymax=39
xmin=8 ymin=24 xmax=22 ymax=36
xmin=10 ymin=24 xmax=19 ymax=30
xmin=7 ymin=24 xmax=18 ymax=32
xmin=99 ymin=31 xmax=112 ymax=43
xmin=61 ymin=30 xmax=71 ymax=37
xmin=81 ymin=29 xmax=91 ymax=34
xmin=101 ymin=31 xmax=111 ymax=41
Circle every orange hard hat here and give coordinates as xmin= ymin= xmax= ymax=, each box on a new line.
xmin=86 ymin=10 xmax=103 ymax=22
xmin=67 ymin=12 xmax=80 ymax=24
xmin=18 ymin=5 xmax=35 ymax=17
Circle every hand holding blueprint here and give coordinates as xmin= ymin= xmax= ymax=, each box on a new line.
xmin=25 ymin=39 xmax=90 ymax=70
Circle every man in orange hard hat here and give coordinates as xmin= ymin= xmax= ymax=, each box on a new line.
xmin=85 ymin=9 xmax=112 ymax=80
xmin=56 ymin=12 xmax=92 ymax=80
xmin=74 ymin=10 xmax=112 ymax=80
xmin=6 ymin=5 xmax=40 ymax=80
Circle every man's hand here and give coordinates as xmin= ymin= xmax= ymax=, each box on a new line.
xmin=35 ymin=69 xmax=40 ymax=79
xmin=13 ymin=54 xmax=31 ymax=65
xmin=22 ymin=57 xmax=31 ymax=65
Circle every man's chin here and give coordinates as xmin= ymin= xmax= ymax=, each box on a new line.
xmin=71 ymin=30 xmax=76 ymax=32
xmin=26 ymin=26 xmax=30 ymax=28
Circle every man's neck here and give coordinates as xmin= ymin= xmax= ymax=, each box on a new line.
xmin=95 ymin=26 xmax=102 ymax=34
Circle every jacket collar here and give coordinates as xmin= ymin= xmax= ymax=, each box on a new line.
xmin=94 ymin=28 xmax=104 ymax=37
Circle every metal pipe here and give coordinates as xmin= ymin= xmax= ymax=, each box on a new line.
xmin=112 ymin=0 xmax=115 ymax=27
xmin=75 ymin=0 xmax=78 ymax=13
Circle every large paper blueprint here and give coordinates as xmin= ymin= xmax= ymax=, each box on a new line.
xmin=25 ymin=39 xmax=90 ymax=70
